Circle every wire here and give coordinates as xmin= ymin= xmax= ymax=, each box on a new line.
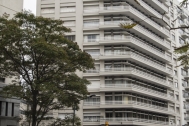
xmin=0 ymin=4 xmax=19 ymax=12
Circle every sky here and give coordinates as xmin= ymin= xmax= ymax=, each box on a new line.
xmin=23 ymin=0 xmax=36 ymax=15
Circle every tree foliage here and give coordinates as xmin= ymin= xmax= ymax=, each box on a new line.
xmin=0 ymin=11 xmax=94 ymax=126
xmin=49 ymin=116 xmax=81 ymax=126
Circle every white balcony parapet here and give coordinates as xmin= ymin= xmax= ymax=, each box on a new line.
xmin=129 ymin=5 xmax=170 ymax=36
xmin=101 ymin=101 xmax=168 ymax=111
xmin=100 ymin=118 xmax=169 ymax=125
xmin=102 ymin=84 xmax=167 ymax=97
xmin=152 ymin=0 xmax=168 ymax=11
xmin=103 ymin=51 xmax=172 ymax=74
xmin=100 ymin=20 xmax=170 ymax=49
xmin=84 ymin=36 xmax=172 ymax=62
xmin=85 ymin=69 xmax=99 ymax=73
xmin=84 ymin=5 xmax=170 ymax=36
xmin=101 ymin=67 xmax=174 ymax=88
xmin=83 ymin=102 xmax=100 ymax=106
xmin=84 ymin=20 xmax=171 ymax=49
xmin=138 ymin=0 xmax=169 ymax=23
xmin=83 ymin=118 xmax=100 ymax=122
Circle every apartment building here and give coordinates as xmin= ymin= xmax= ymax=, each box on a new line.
xmin=36 ymin=0 xmax=189 ymax=125
xmin=0 ymin=0 xmax=23 ymax=126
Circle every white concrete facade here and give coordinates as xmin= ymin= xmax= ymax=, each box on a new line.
xmin=36 ymin=0 xmax=189 ymax=125
xmin=0 ymin=0 xmax=23 ymax=18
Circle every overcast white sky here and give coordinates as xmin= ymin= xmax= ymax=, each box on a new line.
xmin=23 ymin=0 xmax=36 ymax=15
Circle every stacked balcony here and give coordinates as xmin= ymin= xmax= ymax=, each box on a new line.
xmin=83 ymin=19 xmax=171 ymax=50
xmin=82 ymin=0 xmax=176 ymax=125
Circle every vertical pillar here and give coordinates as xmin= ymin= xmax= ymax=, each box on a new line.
xmin=1 ymin=102 xmax=6 ymax=116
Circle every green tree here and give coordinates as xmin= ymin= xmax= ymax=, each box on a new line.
xmin=49 ymin=116 xmax=81 ymax=126
xmin=0 ymin=11 xmax=94 ymax=126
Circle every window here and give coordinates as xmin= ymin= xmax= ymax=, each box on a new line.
xmin=0 ymin=78 xmax=5 ymax=83
xmin=84 ymin=96 xmax=100 ymax=103
xmin=182 ymin=69 xmax=188 ymax=76
xmin=85 ymin=50 xmax=100 ymax=56
xmin=175 ymin=82 xmax=178 ymax=88
xmin=83 ymin=113 xmax=100 ymax=122
xmin=177 ymin=120 xmax=180 ymax=125
xmin=87 ymin=80 xmax=100 ymax=88
xmin=5 ymin=102 xmax=8 ymax=116
xmin=179 ymin=37 xmax=185 ymax=45
xmin=63 ymin=21 xmax=75 ymax=27
xmin=171 ymin=34 xmax=175 ymax=41
xmin=12 ymin=103 xmax=14 ymax=116
xmin=176 ymin=107 xmax=180 ymax=113
xmin=174 ymin=70 xmax=177 ymax=76
xmin=171 ymin=23 xmax=174 ymax=28
xmin=83 ymin=20 xmax=99 ymax=27
xmin=58 ymin=113 xmax=72 ymax=119
xmin=65 ymin=35 xmax=75 ymax=41
xmin=41 ymin=8 xmax=55 ymax=14
xmin=84 ymin=34 xmax=99 ymax=42
xmin=84 ymin=5 xmax=99 ymax=13
xmin=173 ymin=58 xmax=176 ymax=64
xmin=175 ymin=94 xmax=179 ymax=101
xmin=182 ymin=79 xmax=188 ymax=87
xmin=60 ymin=6 xmax=76 ymax=13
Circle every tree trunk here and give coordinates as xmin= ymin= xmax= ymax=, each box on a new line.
xmin=32 ymin=93 xmax=37 ymax=126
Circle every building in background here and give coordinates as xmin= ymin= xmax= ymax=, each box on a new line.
xmin=0 ymin=0 xmax=23 ymax=126
xmin=37 ymin=0 xmax=189 ymax=125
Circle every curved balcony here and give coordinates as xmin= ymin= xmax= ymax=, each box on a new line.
xmin=100 ymin=67 xmax=173 ymax=88
xmin=100 ymin=51 xmax=172 ymax=75
xmin=139 ymin=0 xmax=169 ymax=22
xmin=100 ymin=84 xmax=174 ymax=101
xmin=83 ymin=36 xmax=171 ymax=62
xmin=98 ymin=5 xmax=169 ymax=37
xmin=100 ymin=101 xmax=175 ymax=115
xmin=100 ymin=118 xmax=169 ymax=126
xmin=99 ymin=21 xmax=171 ymax=50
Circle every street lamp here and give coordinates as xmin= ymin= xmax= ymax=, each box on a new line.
xmin=72 ymin=94 xmax=96 ymax=126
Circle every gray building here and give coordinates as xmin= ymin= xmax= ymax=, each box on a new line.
xmin=0 ymin=83 xmax=20 ymax=126
xmin=0 ymin=0 xmax=23 ymax=126
xmin=36 ymin=0 xmax=189 ymax=125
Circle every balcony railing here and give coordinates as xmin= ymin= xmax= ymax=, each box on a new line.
xmin=102 ymin=84 xmax=167 ymax=97
xmin=100 ymin=118 xmax=169 ymax=125
xmin=102 ymin=67 xmax=173 ymax=88
xmin=84 ymin=36 xmax=171 ymax=61
xmin=129 ymin=4 xmax=170 ymax=36
xmin=84 ymin=20 xmax=171 ymax=49
xmin=83 ymin=118 xmax=100 ymax=122
xmin=104 ymin=67 xmax=166 ymax=82
xmin=85 ymin=69 xmax=99 ymax=73
xmin=139 ymin=0 xmax=169 ymax=23
xmin=104 ymin=51 xmax=167 ymax=73
xmin=152 ymin=0 xmax=168 ymax=11
xmin=185 ymin=117 xmax=189 ymax=120
xmin=101 ymin=101 xmax=168 ymax=111
xmin=84 ymin=102 xmax=100 ymax=106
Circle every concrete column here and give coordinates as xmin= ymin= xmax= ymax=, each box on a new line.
xmin=8 ymin=102 xmax=12 ymax=116
xmin=1 ymin=102 xmax=6 ymax=116
xmin=54 ymin=0 xmax=60 ymax=19
xmin=14 ymin=103 xmax=20 ymax=116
